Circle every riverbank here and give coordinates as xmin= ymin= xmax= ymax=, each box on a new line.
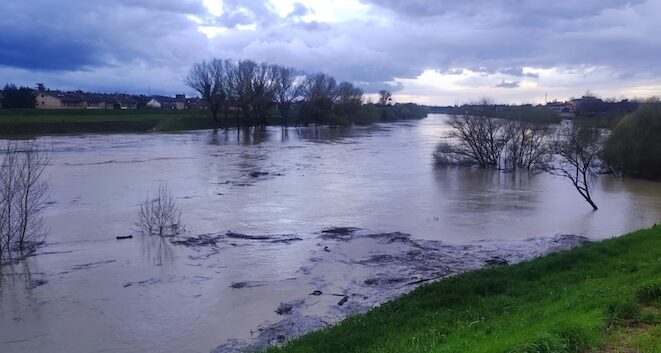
xmin=0 ymin=109 xmax=216 ymax=135
xmin=0 ymin=104 xmax=428 ymax=136
xmin=260 ymin=226 xmax=660 ymax=353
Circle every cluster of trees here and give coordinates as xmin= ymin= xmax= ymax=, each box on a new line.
xmin=1 ymin=84 xmax=36 ymax=109
xmin=434 ymin=114 xmax=604 ymax=210
xmin=186 ymin=59 xmax=426 ymax=128
xmin=434 ymin=97 xmax=661 ymax=210
xmin=433 ymin=115 xmax=553 ymax=171
xmin=0 ymin=141 xmax=51 ymax=261
xmin=604 ymin=100 xmax=661 ymax=180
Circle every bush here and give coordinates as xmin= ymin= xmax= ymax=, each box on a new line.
xmin=604 ymin=100 xmax=661 ymax=180
xmin=136 ymin=184 xmax=182 ymax=237
xmin=636 ymin=282 xmax=661 ymax=304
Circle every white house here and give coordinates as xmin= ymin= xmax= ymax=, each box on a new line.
xmin=146 ymin=98 xmax=162 ymax=109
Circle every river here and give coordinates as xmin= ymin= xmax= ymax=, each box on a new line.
xmin=1 ymin=114 xmax=660 ymax=353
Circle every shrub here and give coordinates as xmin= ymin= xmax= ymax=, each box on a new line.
xmin=604 ymin=100 xmax=661 ymax=180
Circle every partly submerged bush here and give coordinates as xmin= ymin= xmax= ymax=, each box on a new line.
xmin=604 ymin=100 xmax=661 ymax=180
xmin=136 ymin=184 xmax=182 ymax=237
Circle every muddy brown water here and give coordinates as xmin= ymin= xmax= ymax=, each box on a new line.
xmin=1 ymin=114 xmax=661 ymax=353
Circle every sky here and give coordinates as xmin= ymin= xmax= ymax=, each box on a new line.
xmin=1 ymin=0 xmax=660 ymax=105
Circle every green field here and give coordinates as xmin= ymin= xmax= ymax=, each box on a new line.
xmin=0 ymin=109 xmax=218 ymax=135
xmin=267 ymin=227 xmax=661 ymax=353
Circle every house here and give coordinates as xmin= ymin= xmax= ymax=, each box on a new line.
xmin=36 ymin=91 xmax=85 ymax=109
xmin=35 ymin=90 xmax=138 ymax=109
xmin=107 ymin=94 xmax=139 ymax=110
xmin=145 ymin=95 xmax=186 ymax=110
xmin=546 ymin=101 xmax=576 ymax=118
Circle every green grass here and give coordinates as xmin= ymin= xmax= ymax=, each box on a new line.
xmin=0 ymin=108 xmax=219 ymax=134
xmin=267 ymin=227 xmax=661 ymax=353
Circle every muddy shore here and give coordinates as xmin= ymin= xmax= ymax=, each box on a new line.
xmin=168 ymin=227 xmax=590 ymax=353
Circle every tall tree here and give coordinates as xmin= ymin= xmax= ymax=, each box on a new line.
xmin=271 ymin=65 xmax=304 ymax=127
xmin=301 ymin=73 xmax=338 ymax=125
xmin=185 ymin=60 xmax=227 ymax=124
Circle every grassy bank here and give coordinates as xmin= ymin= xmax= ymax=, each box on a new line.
xmin=0 ymin=109 xmax=216 ymax=135
xmin=267 ymin=227 xmax=661 ymax=353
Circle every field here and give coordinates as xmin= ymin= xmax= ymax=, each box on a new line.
xmin=0 ymin=109 xmax=217 ymax=135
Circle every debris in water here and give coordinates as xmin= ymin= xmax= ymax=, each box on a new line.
xmin=337 ymin=296 xmax=349 ymax=306
xmin=275 ymin=302 xmax=293 ymax=315
xmin=320 ymin=227 xmax=360 ymax=241
xmin=485 ymin=256 xmax=509 ymax=266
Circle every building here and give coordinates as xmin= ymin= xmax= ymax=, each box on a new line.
xmin=545 ymin=101 xmax=576 ymax=118
xmin=35 ymin=90 xmax=138 ymax=109
xmin=146 ymin=95 xmax=186 ymax=110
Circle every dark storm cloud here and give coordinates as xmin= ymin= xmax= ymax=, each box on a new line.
xmin=0 ymin=28 xmax=102 ymax=71
xmin=0 ymin=0 xmax=205 ymax=71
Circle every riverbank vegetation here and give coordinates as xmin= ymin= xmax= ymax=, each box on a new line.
xmin=604 ymin=100 xmax=661 ymax=180
xmin=434 ymin=99 xmax=661 ymax=208
xmin=266 ymin=226 xmax=661 ymax=353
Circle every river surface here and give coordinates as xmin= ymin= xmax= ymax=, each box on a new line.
xmin=1 ymin=114 xmax=661 ymax=353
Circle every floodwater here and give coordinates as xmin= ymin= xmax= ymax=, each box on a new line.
xmin=1 ymin=114 xmax=661 ymax=353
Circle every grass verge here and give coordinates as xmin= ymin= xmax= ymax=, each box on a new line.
xmin=267 ymin=226 xmax=661 ymax=353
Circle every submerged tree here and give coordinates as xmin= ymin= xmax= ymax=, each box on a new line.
xmin=547 ymin=124 xmax=603 ymax=211
xmin=433 ymin=114 xmax=553 ymax=172
xmin=0 ymin=140 xmax=51 ymax=260
xmin=271 ymin=65 xmax=305 ymax=127
xmin=137 ymin=184 xmax=182 ymax=237
xmin=300 ymin=73 xmax=338 ymax=126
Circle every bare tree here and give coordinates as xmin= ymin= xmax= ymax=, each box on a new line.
xmin=434 ymin=112 xmax=555 ymax=171
xmin=301 ymin=73 xmax=338 ymax=125
xmin=186 ymin=59 xmax=230 ymax=124
xmin=336 ymin=81 xmax=363 ymax=115
xmin=378 ymin=90 xmax=392 ymax=106
xmin=250 ymin=62 xmax=277 ymax=126
xmin=547 ymin=124 xmax=603 ymax=211
xmin=0 ymin=140 xmax=51 ymax=260
xmin=271 ymin=65 xmax=305 ymax=127
xmin=503 ymin=122 xmax=552 ymax=171
xmin=436 ymin=115 xmax=513 ymax=168
xmin=137 ymin=184 xmax=182 ymax=237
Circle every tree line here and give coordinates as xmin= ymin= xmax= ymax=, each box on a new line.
xmin=185 ymin=59 xmax=427 ymax=128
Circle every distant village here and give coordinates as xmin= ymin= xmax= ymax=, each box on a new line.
xmin=0 ymin=83 xmax=203 ymax=110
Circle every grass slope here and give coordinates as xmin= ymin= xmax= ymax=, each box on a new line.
xmin=268 ymin=227 xmax=661 ymax=353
